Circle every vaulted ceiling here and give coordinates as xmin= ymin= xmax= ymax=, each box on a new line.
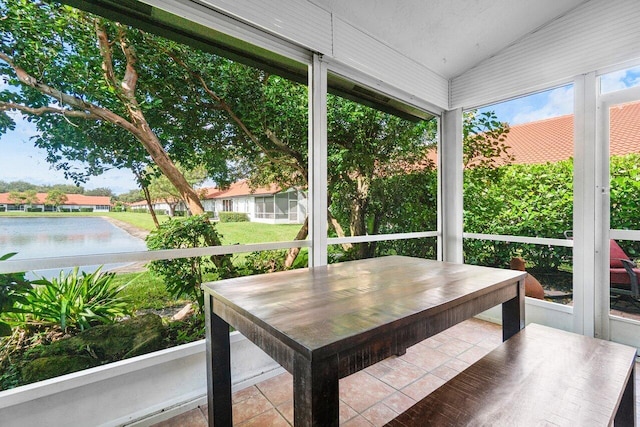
xmin=308 ymin=0 xmax=590 ymax=79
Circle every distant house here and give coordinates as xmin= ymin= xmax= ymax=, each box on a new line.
xmin=128 ymin=199 xmax=187 ymax=216
xmin=130 ymin=180 xmax=306 ymax=224
xmin=0 ymin=193 xmax=111 ymax=212
xmin=202 ymin=180 xmax=307 ymax=224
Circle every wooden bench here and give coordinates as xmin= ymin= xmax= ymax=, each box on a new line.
xmin=386 ymin=323 xmax=637 ymax=426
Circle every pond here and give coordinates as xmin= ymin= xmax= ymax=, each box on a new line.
xmin=0 ymin=217 xmax=147 ymax=278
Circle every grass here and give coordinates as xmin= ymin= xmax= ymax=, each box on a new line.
xmin=216 ymin=222 xmax=301 ymax=244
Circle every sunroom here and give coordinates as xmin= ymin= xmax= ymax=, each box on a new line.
xmin=1 ymin=0 xmax=640 ymax=425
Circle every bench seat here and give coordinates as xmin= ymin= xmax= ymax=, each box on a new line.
xmin=386 ymin=323 xmax=637 ymax=427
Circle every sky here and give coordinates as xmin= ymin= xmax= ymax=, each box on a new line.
xmin=479 ymin=66 xmax=640 ymax=124
xmin=2 ymin=67 xmax=640 ymax=195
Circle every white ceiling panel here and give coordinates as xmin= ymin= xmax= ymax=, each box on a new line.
xmin=308 ymin=0 xmax=589 ymax=79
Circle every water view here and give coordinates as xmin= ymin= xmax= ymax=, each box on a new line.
xmin=0 ymin=217 xmax=147 ymax=277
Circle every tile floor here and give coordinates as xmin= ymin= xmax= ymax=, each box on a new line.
xmin=152 ymin=318 xmax=640 ymax=426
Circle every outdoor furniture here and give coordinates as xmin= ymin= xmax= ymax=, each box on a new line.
xmin=202 ymin=255 xmax=526 ymax=426
xmin=565 ymin=231 xmax=640 ymax=300
xmin=386 ymin=323 xmax=637 ymax=426
xmin=610 ymin=239 xmax=640 ymax=299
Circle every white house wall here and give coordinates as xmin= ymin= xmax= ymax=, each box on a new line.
xmin=142 ymin=0 xmax=449 ymax=111
xmin=451 ymin=0 xmax=640 ymax=109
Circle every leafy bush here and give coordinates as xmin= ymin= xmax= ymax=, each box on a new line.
xmin=0 ymin=253 xmax=32 ymax=336
xmin=218 ymin=212 xmax=249 ymax=223
xmin=6 ymin=267 xmax=131 ymax=333
xmin=79 ymin=207 xmax=93 ymax=212
xmin=146 ymin=214 xmax=235 ymax=309
xmin=463 ymin=159 xmax=574 ymax=269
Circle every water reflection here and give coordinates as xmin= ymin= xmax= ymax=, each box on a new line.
xmin=0 ymin=217 xmax=147 ymax=278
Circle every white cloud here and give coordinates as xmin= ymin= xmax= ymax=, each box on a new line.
xmin=600 ymin=66 xmax=640 ymax=94
xmin=511 ymin=86 xmax=574 ymax=125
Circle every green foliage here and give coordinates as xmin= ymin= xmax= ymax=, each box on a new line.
xmin=7 ymin=267 xmax=131 ymax=333
xmin=0 ymin=253 xmax=32 ymax=336
xmin=242 ymin=249 xmax=306 ymax=274
xmin=146 ymin=215 xmax=235 ymax=309
xmin=218 ymin=212 xmax=249 ymax=223
xmin=45 ymin=189 xmax=67 ymax=207
xmin=463 ymin=159 xmax=574 ymax=269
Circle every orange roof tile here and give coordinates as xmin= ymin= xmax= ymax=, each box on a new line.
xmin=502 ymin=100 xmax=640 ymax=164
xmin=0 ymin=193 xmax=111 ymax=206
xmin=201 ymin=180 xmax=280 ymax=200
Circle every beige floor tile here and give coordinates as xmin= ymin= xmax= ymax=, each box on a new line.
xmin=151 ymin=408 xmax=207 ymax=427
xmin=256 ymin=372 xmax=293 ymax=406
xmin=339 ymin=371 xmax=396 ymax=413
xmin=360 ymin=402 xmax=399 ymax=426
xmin=232 ymin=392 xmax=274 ymax=424
xmin=237 ymin=408 xmax=291 ymax=426
xmin=400 ymin=373 xmax=446 ymax=401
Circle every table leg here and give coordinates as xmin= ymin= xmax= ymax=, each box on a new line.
xmin=293 ymin=353 xmax=339 ymax=426
xmin=614 ymin=362 xmax=636 ymax=426
xmin=205 ymin=295 xmax=232 ymax=427
xmin=502 ymin=278 xmax=525 ymax=341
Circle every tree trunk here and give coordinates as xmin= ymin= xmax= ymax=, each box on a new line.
xmin=284 ymin=216 xmax=309 ymax=268
xmin=349 ymin=175 xmax=370 ymax=259
xmin=141 ymin=184 xmax=160 ymax=228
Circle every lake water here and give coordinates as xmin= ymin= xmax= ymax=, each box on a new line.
xmin=0 ymin=217 xmax=147 ymax=278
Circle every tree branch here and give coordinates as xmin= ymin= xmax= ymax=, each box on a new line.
xmin=117 ymin=23 xmax=139 ymax=102
xmin=161 ymin=48 xmax=308 ymax=181
xmin=95 ymin=21 xmax=117 ymax=89
xmin=0 ymin=101 xmax=99 ymax=119
xmin=0 ymin=51 xmax=141 ymax=137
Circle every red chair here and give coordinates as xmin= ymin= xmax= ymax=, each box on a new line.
xmin=610 ymin=239 xmax=640 ymax=299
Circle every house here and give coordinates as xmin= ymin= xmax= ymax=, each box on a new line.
xmin=0 ymin=193 xmax=111 ymax=212
xmin=5 ymin=1 xmax=640 ymax=426
xmin=128 ymin=198 xmax=187 ymax=216
xmin=128 ymin=180 xmax=307 ymax=223
xmin=201 ymin=180 xmax=306 ymax=224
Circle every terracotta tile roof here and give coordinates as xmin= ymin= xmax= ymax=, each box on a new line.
xmin=0 ymin=193 xmax=111 ymax=206
xmin=504 ymin=115 xmax=574 ymax=164
xmin=503 ymin=100 xmax=640 ymax=164
xmin=201 ymin=180 xmax=280 ymax=200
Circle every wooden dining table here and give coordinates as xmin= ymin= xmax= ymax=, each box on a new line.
xmin=202 ymin=255 xmax=527 ymax=426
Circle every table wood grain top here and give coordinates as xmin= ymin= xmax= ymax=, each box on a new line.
xmin=203 ymin=256 xmax=526 ymax=358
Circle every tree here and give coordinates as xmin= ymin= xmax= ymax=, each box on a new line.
xmin=8 ymin=190 xmax=38 ymax=208
xmin=0 ymin=1 xmax=213 ymax=215
xmin=463 ymin=110 xmax=512 ymax=169
xmin=45 ymin=189 xmax=67 ymax=210
xmin=85 ymin=188 xmax=114 ymax=197
xmin=116 ymin=189 xmax=144 ymax=204
xmin=148 ymin=164 xmax=208 ymax=217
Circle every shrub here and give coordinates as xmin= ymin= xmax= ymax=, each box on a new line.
xmin=146 ymin=214 xmax=235 ymax=310
xmin=218 ymin=212 xmax=249 ymax=223
xmin=0 ymin=253 xmax=32 ymax=336
xmin=79 ymin=207 xmax=94 ymax=212
xmin=10 ymin=267 xmax=132 ymax=333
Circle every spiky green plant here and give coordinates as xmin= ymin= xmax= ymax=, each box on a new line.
xmin=22 ymin=267 xmax=132 ymax=332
